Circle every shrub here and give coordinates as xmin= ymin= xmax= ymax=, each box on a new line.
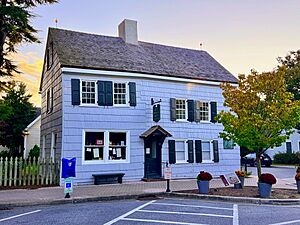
xmin=0 ymin=150 xmax=11 ymax=158
xmin=197 ymin=171 xmax=213 ymax=181
xmin=273 ymin=152 xmax=300 ymax=165
xmin=28 ymin=145 xmax=40 ymax=159
xmin=259 ymin=173 xmax=277 ymax=185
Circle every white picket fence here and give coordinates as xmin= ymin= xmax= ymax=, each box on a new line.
xmin=0 ymin=157 xmax=60 ymax=187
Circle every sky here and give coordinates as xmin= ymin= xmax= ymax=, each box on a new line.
xmin=8 ymin=0 xmax=300 ymax=107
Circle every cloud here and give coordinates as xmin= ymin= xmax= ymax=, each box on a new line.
xmin=9 ymin=52 xmax=43 ymax=107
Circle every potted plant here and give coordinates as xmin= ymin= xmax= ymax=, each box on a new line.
xmin=258 ymin=173 xmax=277 ymax=198
xmin=234 ymin=170 xmax=245 ymax=189
xmin=295 ymin=166 xmax=300 ymax=194
xmin=196 ymin=171 xmax=213 ymax=194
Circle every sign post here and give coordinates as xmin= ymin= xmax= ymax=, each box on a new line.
xmin=164 ymin=162 xmax=172 ymax=192
xmin=61 ymin=158 xmax=76 ymax=198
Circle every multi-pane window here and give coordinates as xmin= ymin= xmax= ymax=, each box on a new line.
xmin=109 ymin=132 xmax=127 ymax=160
xmin=83 ymin=131 xmax=128 ymax=163
xmin=175 ymin=141 xmax=187 ymax=163
xmin=81 ymin=81 xmax=96 ymax=104
xmin=176 ymin=99 xmax=187 ymax=120
xmin=223 ymin=139 xmax=234 ymax=149
xmin=202 ymin=141 xmax=212 ymax=161
xmin=84 ymin=132 xmax=104 ymax=161
xmin=114 ymin=83 xmax=127 ymax=105
xmin=199 ymin=101 xmax=209 ymax=121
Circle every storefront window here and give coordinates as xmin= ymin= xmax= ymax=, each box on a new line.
xmin=84 ymin=132 xmax=104 ymax=161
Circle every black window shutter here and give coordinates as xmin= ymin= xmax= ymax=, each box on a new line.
xmin=105 ymin=81 xmax=113 ymax=106
xmin=97 ymin=81 xmax=105 ymax=106
xmin=46 ymin=89 xmax=50 ymax=112
xmin=170 ymin=98 xmax=176 ymax=121
xmin=195 ymin=140 xmax=202 ymax=163
xmin=194 ymin=101 xmax=200 ymax=122
xmin=286 ymin=142 xmax=292 ymax=154
xmin=187 ymin=100 xmax=195 ymax=122
xmin=187 ymin=140 xmax=194 ymax=163
xmin=213 ymin=140 xmax=219 ymax=162
xmin=128 ymin=82 xmax=136 ymax=106
xmin=71 ymin=79 xmax=80 ymax=105
xmin=50 ymin=87 xmax=54 ymax=112
xmin=210 ymin=102 xmax=217 ymax=123
xmin=168 ymin=140 xmax=176 ymax=164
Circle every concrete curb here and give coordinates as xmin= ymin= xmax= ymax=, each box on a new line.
xmin=0 ymin=191 xmax=299 ymax=208
xmin=0 ymin=193 xmax=165 ymax=208
xmin=166 ymin=192 xmax=300 ymax=205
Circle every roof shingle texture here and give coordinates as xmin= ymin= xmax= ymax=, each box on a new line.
xmin=49 ymin=28 xmax=237 ymax=83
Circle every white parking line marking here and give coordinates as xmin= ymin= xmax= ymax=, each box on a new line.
xmin=152 ymin=202 xmax=233 ymax=211
xmin=0 ymin=210 xmax=41 ymax=222
xmin=103 ymin=200 xmax=156 ymax=225
xmin=269 ymin=219 xmax=300 ymax=225
xmin=138 ymin=209 xmax=233 ymax=218
xmin=233 ymin=204 xmax=239 ymax=225
xmin=121 ymin=217 xmax=208 ymax=225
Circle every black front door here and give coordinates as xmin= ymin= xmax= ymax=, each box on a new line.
xmin=144 ymin=135 xmax=163 ymax=179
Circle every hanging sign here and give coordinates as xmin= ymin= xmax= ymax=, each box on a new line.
xmin=153 ymin=104 xmax=161 ymax=122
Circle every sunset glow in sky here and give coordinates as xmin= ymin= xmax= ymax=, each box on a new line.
xmin=11 ymin=0 xmax=300 ymax=106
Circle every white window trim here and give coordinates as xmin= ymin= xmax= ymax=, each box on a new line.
xmin=199 ymin=100 xmax=211 ymax=123
xmin=80 ymin=79 xmax=98 ymax=107
xmin=82 ymin=129 xmax=130 ymax=165
xmin=174 ymin=139 xmax=188 ymax=164
xmin=175 ymin=99 xmax=188 ymax=122
xmin=201 ymin=140 xmax=214 ymax=163
xmin=113 ymin=81 xmax=130 ymax=107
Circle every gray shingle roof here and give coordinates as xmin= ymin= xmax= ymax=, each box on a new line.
xmin=49 ymin=28 xmax=237 ymax=83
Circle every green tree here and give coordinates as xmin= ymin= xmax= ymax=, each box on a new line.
xmin=278 ymin=50 xmax=300 ymax=129
xmin=217 ymin=68 xmax=300 ymax=177
xmin=0 ymin=81 xmax=35 ymax=156
xmin=0 ymin=0 xmax=57 ymax=80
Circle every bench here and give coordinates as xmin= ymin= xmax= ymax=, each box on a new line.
xmin=92 ymin=173 xmax=125 ymax=185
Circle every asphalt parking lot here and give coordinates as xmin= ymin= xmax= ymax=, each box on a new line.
xmin=1 ymin=198 xmax=300 ymax=225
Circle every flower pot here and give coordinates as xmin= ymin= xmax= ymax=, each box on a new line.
xmin=234 ymin=176 xmax=245 ymax=189
xmin=258 ymin=182 xmax=272 ymax=198
xmin=197 ymin=180 xmax=210 ymax=194
xmin=297 ymin=180 xmax=300 ymax=194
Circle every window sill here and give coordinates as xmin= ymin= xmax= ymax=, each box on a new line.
xmin=175 ymin=119 xmax=188 ymax=123
xmin=82 ymin=160 xmax=130 ymax=165
xmin=175 ymin=161 xmax=189 ymax=164
xmin=201 ymin=160 xmax=215 ymax=164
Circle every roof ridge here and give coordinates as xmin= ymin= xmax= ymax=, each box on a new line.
xmin=49 ymin=27 xmax=207 ymax=54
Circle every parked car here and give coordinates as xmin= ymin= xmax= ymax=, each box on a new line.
xmin=241 ymin=153 xmax=272 ymax=167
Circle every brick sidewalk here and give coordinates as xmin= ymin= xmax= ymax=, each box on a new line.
xmin=0 ymin=176 xmax=297 ymax=206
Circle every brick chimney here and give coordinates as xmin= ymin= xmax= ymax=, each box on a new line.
xmin=118 ymin=19 xmax=138 ymax=45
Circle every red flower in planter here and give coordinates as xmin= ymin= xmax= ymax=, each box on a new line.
xmin=259 ymin=173 xmax=277 ymax=185
xmin=197 ymin=171 xmax=213 ymax=181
